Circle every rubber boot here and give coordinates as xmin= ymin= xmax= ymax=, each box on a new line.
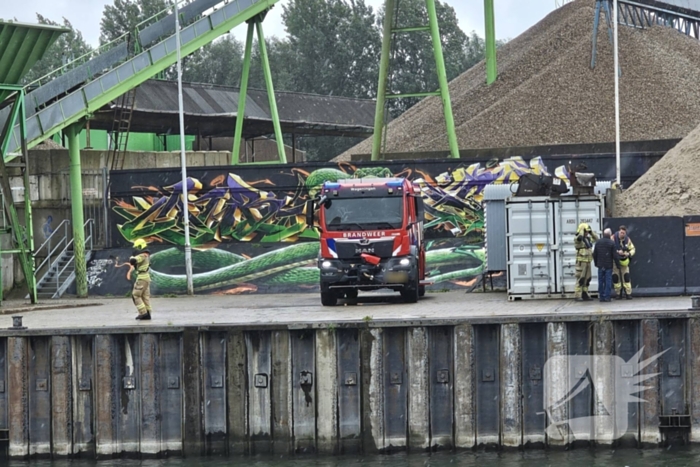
xmin=582 ymin=291 xmax=592 ymax=301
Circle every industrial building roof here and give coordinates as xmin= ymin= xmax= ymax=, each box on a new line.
xmin=90 ymin=79 xmax=376 ymax=138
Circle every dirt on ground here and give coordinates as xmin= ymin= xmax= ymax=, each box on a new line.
xmin=616 ymin=122 xmax=700 ymax=217
xmin=335 ymin=0 xmax=700 ymax=160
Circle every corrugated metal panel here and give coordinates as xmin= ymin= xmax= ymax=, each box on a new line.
xmin=485 ymin=200 xmax=507 ymax=272
xmin=0 ymin=21 xmax=67 ymax=101
xmin=507 ymin=199 xmax=556 ymax=297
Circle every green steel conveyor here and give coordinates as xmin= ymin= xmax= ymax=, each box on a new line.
xmin=1 ymin=0 xmax=281 ymax=159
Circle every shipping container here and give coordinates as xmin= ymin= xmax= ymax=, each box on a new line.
xmin=506 ymin=195 xmax=604 ymax=300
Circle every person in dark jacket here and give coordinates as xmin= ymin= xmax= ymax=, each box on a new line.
xmin=592 ymin=228 xmax=621 ymax=302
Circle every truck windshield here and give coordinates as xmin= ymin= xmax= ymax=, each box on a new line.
xmin=323 ymin=196 xmax=404 ymax=231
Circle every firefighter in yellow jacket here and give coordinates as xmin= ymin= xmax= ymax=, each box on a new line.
xmin=574 ymin=222 xmax=598 ymax=301
xmin=613 ymin=225 xmax=636 ymax=299
xmin=128 ymin=238 xmax=152 ymax=320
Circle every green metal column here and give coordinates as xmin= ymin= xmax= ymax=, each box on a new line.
xmin=0 ymin=88 xmax=37 ymax=302
xmin=371 ymin=0 xmax=396 ymax=162
xmin=19 ymin=91 xmax=36 ymax=303
xmin=231 ymin=21 xmax=255 ymax=165
xmin=256 ymin=20 xmax=287 ymax=164
xmin=484 ymin=0 xmax=497 ymax=85
xmin=66 ymin=124 xmax=87 ymax=298
xmin=425 ymin=0 xmax=460 ymax=159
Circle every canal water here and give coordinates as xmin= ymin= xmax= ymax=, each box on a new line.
xmin=7 ymin=448 xmax=700 ymax=467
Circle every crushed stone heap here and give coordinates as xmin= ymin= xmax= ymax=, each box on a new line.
xmin=336 ymin=0 xmax=700 ymax=161
xmin=616 ymin=121 xmax=700 ymax=217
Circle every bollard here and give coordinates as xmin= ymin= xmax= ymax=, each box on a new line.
xmin=10 ymin=315 xmax=26 ymax=330
xmin=691 ymin=296 xmax=700 ymax=311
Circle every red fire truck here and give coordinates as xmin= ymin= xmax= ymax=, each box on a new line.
xmin=306 ymin=178 xmax=426 ymax=306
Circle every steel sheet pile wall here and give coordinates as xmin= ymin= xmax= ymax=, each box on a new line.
xmin=1 ymin=320 xmax=700 ymax=459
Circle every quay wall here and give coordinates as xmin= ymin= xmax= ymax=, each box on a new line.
xmin=1 ymin=314 xmax=700 ymax=459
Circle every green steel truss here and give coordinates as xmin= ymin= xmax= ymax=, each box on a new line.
xmin=4 ymin=0 xmax=283 ymax=160
xmin=371 ymin=0 xmax=499 ymax=161
xmin=0 ymin=87 xmax=37 ymax=303
xmin=372 ymin=0 xmax=460 ymax=161
xmin=232 ymin=14 xmax=287 ymax=165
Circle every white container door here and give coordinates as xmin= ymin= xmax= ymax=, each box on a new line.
xmin=553 ymin=197 xmax=603 ymax=295
xmin=507 ymin=198 xmax=555 ymax=296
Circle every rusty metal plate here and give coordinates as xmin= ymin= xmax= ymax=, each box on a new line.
xmin=344 ymin=372 xmax=357 ymax=386
xmin=123 ymin=376 xmax=136 ymax=389
xmin=300 ymin=371 xmax=313 ymax=387
xmin=79 ymin=377 xmax=91 ymax=391
xmin=168 ymin=376 xmax=180 ymax=389
xmin=211 ymin=374 xmax=224 ymax=388
xmin=254 ymin=373 xmax=268 ymax=389
xmin=36 ymin=378 xmax=48 ymax=391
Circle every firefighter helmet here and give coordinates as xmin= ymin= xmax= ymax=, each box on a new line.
xmin=133 ymin=238 xmax=148 ymax=250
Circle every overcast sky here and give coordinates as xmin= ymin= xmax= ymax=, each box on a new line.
xmin=3 ymin=0 xmax=558 ymax=46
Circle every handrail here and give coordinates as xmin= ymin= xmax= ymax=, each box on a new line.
xmin=34 ymin=219 xmax=70 ymax=277
xmin=25 ymin=0 xmax=193 ymax=90
xmin=84 ymin=219 xmax=94 ymax=252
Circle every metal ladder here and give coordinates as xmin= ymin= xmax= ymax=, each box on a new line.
xmin=109 ymin=87 xmax=137 ymax=171
xmin=31 ymin=219 xmax=94 ymax=299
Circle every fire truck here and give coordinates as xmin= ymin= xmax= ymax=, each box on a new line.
xmin=306 ymin=178 xmax=426 ymax=306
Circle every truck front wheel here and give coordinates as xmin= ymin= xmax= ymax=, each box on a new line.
xmin=321 ymin=291 xmax=337 ymax=307
xmin=401 ymin=277 xmax=419 ymax=304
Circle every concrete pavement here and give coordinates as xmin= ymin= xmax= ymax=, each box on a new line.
xmin=0 ymin=291 xmax=697 ymax=335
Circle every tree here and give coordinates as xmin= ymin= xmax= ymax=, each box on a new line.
xmin=100 ymin=0 xmax=169 ymax=44
xmin=181 ymin=35 xmax=245 ymax=86
xmin=281 ymin=0 xmax=381 ymax=98
xmin=23 ymin=15 xmax=93 ymax=84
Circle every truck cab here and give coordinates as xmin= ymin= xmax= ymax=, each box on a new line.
xmin=306 ymin=177 xmax=426 ymax=306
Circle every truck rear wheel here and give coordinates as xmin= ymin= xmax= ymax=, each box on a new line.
xmin=419 ymin=285 xmax=425 ymax=297
xmin=345 ymin=289 xmax=358 ymax=300
xmin=321 ymin=291 xmax=337 ymax=307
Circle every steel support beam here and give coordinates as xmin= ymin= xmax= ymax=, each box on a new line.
xmin=0 ymin=87 xmax=36 ymax=303
xmin=370 ymin=0 xmax=395 ymax=162
xmin=66 ymin=123 xmax=87 ymax=298
xmin=372 ymin=0 xmax=460 ymax=161
xmin=231 ymin=21 xmax=255 ymax=165
xmin=483 ymin=0 xmax=497 ymax=85
xmin=425 ymin=0 xmax=460 ymax=159
xmin=256 ymin=20 xmax=287 ymax=164
xmin=231 ymin=16 xmax=285 ymax=165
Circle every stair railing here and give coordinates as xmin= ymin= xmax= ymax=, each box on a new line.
xmin=34 ymin=219 xmax=71 ymax=283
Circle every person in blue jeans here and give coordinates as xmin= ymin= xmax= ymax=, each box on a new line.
xmin=592 ymin=228 xmax=621 ymax=302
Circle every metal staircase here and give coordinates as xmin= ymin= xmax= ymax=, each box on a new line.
xmin=31 ymin=219 xmax=94 ymax=299
xmin=109 ymin=87 xmax=137 ymax=171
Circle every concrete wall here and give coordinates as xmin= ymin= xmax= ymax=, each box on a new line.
xmin=1 ymin=316 xmax=699 ymax=458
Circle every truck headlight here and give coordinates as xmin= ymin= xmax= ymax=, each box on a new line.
xmin=399 ymin=258 xmax=410 ymax=266
xmin=321 ymin=261 xmax=333 ymax=269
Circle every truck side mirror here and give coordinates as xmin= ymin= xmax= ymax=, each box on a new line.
xmin=305 ymin=199 xmax=315 ymax=227
xmin=415 ymin=196 xmax=425 ymax=222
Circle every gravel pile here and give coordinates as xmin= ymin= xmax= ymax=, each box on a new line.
xmin=616 ymin=122 xmax=700 ymax=216
xmin=336 ymin=0 xmax=700 ymax=161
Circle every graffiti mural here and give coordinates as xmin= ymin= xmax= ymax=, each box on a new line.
xmin=95 ymin=157 xmax=569 ymax=295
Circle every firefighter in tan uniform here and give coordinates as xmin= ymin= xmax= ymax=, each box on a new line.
xmin=613 ymin=225 xmax=636 ymax=299
xmin=574 ymin=222 xmax=598 ymax=301
xmin=128 ymin=238 xmax=152 ymax=320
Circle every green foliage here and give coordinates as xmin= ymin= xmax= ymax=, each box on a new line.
xmin=99 ymin=0 xmax=169 ymax=44
xmin=23 ymin=15 xmax=94 ymax=84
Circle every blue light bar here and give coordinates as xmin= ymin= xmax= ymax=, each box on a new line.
xmin=324 ymin=182 xmax=341 ymax=189
xmin=386 ymin=180 xmax=403 ymax=188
